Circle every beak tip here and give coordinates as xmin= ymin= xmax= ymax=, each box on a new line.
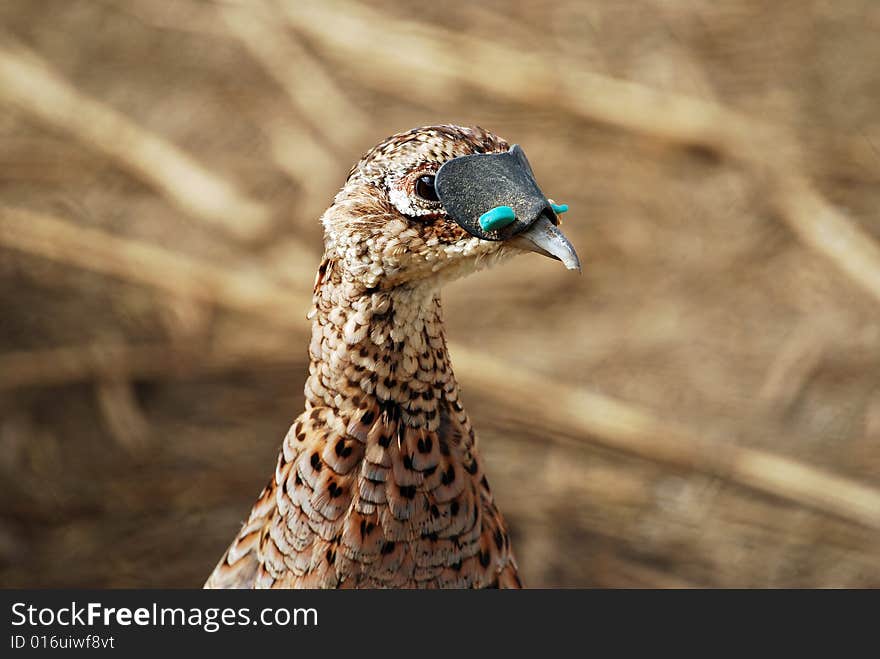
xmin=563 ymin=258 xmax=582 ymax=273
xmin=511 ymin=215 xmax=581 ymax=273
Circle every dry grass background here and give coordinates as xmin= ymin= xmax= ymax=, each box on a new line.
xmin=1 ymin=0 xmax=880 ymax=587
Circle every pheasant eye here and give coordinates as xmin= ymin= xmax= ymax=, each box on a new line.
xmin=414 ymin=174 xmax=439 ymax=202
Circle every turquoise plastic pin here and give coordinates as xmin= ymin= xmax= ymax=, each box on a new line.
xmin=478 ymin=205 xmax=517 ymax=232
xmin=551 ymin=203 xmax=569 ymax=215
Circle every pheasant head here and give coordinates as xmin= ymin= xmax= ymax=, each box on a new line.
xmin=321 ymin=124 xmax=579 ymax=292
xmin=206 ymin=125 xmax=579 ymax=589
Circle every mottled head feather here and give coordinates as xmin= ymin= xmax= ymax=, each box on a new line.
xmin=322 ymin=125 xmax=516 ymax=291
xmin=348 ymin=125 xmax=509 ymax=185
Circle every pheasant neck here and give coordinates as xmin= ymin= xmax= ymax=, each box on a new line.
xmin=305 ymin=269 xmax=456 ymax=432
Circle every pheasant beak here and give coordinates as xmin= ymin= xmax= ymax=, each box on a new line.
xmin=435 ymin=144 xmax=581 ymax=271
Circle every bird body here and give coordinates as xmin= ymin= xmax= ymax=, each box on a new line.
xmin=205 ymin=125 xmax=577 ymax=588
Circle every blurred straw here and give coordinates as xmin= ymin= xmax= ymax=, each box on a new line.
xmin=2 ymin=208 xmax=878 ymax=530
xmin=773 ymin=176 xmax=880 ymax=307
xmin=277 ymin=0 xmax=781 ymax=157
xmin=217 ymin=2 xmax=355 ymax=225
xmin=95 ymin=379 xmax=151 ymax=454
xmin=0 ymin=39 xmax=271 ymax=241
xmin=97 ymin=0 xmax=228 ymax=36
xmin=218 ymin=1 xmax=370 ymax=156
xmin=452 ymin=344 xmax=880 ymax=531
xmin=595 ymin=555 xmax=701 ymax=589
xmin=0 ymin=207 xmax=310 ymax=324
xmin=0 ymin=337 xmax=303 ymax=391
xmin=759 ymin=323 xmax=824 ymax=410
xmin=280 ymin=0 xmax=880 ymax=308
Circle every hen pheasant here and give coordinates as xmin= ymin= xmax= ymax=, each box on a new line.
xmin=205 ymin=125 xmax=580 ymax=589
